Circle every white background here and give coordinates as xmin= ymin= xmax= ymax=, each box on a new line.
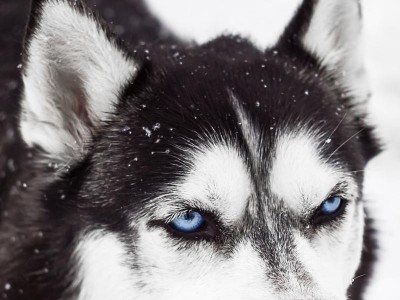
xmin=363 ymin=0 xmax=400 ymax=298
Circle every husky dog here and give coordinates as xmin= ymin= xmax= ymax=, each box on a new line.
xmin=0 ymin=0 xmax=380 ymax=299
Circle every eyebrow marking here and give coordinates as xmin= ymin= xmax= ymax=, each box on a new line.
xmin=269 ymin=131 xmax=346 ymax=212
xmin=175 ymin=144 xmax=253 ymax=222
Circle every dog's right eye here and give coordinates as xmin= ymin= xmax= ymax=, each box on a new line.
xmin=320 ymin=196 xmax=342 ymax=215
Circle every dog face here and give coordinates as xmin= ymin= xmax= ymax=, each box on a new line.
xmin=11 ymin=0 xmax=379 ymax=299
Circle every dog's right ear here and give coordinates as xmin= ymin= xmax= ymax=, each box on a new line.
xmin=277 ymin=0 xmax=381 ymax=161
xmin=20 ymin=0 xmax=139 ymax=165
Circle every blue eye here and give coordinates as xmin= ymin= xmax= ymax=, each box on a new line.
xmin=170 ymin=211 xmax=204 ymax=233
xmin=321 ymin=196 xmax=342 ymax=215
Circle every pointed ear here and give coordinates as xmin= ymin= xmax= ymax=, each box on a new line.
xmin=20 ymin=0 xmax=139 ymax=164
xmin=278 ymin=0 xmax=368 ymax=112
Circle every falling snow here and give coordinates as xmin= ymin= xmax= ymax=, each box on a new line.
xmin=152 ymin=123 xmax=161 ymax=131
xmin=142 ymin=127 xmax=152 ymax=137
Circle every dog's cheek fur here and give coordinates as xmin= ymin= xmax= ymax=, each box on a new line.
xmin=294 ymin=202 xmax=365 ymax=296
xmin=134 ymin=227 xmax=273 ymax=298
xmin=73 ymin=225 xmax=276 ymax=300
xmin=74 ymin=232 xmax=139 ymax=300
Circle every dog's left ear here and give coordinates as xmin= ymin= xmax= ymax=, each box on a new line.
xmin=279 ymin=0 xmax=368 ymax=112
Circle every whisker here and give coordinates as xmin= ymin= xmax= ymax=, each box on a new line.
xmin=328 ymin=128 xmax=365 ymax=160
xmin=351 ymin=273 xmax=367 ymax=284
xmin=324 ymin=112 xmax=348 ymax=145
xmin=346 ymin=170 xmax=365 ymax=174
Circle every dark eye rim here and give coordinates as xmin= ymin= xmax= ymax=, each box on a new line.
xmin=149 ymin=210 xmax=220 ymax=241
xmin=310 ymin=196 xmax=348 ymax=226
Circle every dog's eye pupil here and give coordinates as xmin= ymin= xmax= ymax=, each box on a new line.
xmin=170 ymin=211 xmax=204 ymax=233
xmin=321 ymin=196 xmax=342 ymax=215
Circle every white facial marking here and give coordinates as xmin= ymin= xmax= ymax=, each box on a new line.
xmin=270 ymin=132 xmax=357 ymax=211
xmin=177 ymin=144 xmax=252 ymax=222
xmin=20 ymin=0 xmax=137 ymax=162
xmin=145 ymin=0 xmax=302 ymax=49
xmin=75 ymin=232 xmax=138 ymax=300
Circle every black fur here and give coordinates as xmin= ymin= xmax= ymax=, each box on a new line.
xmin=0 ymin=0 xmax=380 ymax=299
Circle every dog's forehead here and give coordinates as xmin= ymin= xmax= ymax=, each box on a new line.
xmin=122 ymin=45 xmax=361 ymax=220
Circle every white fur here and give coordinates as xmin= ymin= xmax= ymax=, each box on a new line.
xmin=270 ymin=132 xmax=359 ymax=212
xmin=302 ymin=0 xmax=370 ymax=111
xmin=20 ymin=0 xmax=138 ymax=163
xmin=75 ymin=228 xmax=275 ymax=300
xmin=229 ymin=91 xmax=259 ymax=160
xmin=75 ymin=232 xmax=138 ymax=300
xmin=145 ymin=0 xmax=302 ymax=49
xmin=132 ymin=224 xmax=276 ymax=299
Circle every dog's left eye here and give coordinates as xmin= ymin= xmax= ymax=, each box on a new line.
xmin=170 ymin=211 xmax=204 ymax=233
xmin=311 ymin=196 xmax=346 ymax=225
